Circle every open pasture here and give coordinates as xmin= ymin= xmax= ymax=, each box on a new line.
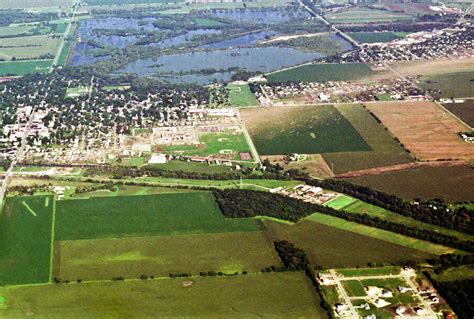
xmin=266 ymin=63 xmax=375 ymax=83
xmin=420 ymin=71 xmax=474 ymax=98
xmin=55 ymin=192 xmax=258 ymax=240
xmin=0 ymin=195 xmax=54 ymax=285
xmin=0 ymin=35 xmax=61 ymax=60
xmin=365 ymin=101 xmax=474 ymax=161
xmin=0 ymin=60 xmax=52 ymax=76
xmin=263 ymin=219 xmax=435 ymax=269
xmin=343 ymin=164 xmax=474 ymax=202
xmin=443 ymin=100 xmax=474 ymax=127
xmin=54 ymin=231 xmax=280 ymax=280
xmin=0 ymin=272 xmax=326 ymax=318
xmin=322 ymin=104 xmax=412 ymax=174
xmin=241 ymin=104 xmax=371 ymax=155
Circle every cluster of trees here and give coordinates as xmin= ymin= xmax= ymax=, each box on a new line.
xmin=212 ymin=189 xmax=474 ymax=252
xmin=426 ymin=253 xmax=474 ymax=274
xmin=274 ymin=240 xmax=310 ymax=271
xmin=74 ymin=183 xmax=116 ymax=194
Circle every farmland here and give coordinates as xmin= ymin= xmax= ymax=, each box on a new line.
xmin=343 ymin=164 xmax=474 ymax=202
xmin=266 ymin=63 xmax=375 ymax=83
xmin=419 ymin=71 xmax=474 ymax=98
xmin=55 ymin=192 xmax=258 ymax=240
xmin=0 ymin=35 xmax=61 ymax=60
xmin=54 ymin=231 xmax=280 ymax=280
xmin=263 ymin=219 xmax=435 ymax=269
xmin=365 ymin=101 xmax=474 ymax=161
xmin=443 ymin=100 xmax=474 ymax=127
xmin=241 ymin=104 xmax=371 ymax=155
xmin=0 ymin=272 xmax=327 ymax=318
xmin=324 ymin=8 xmax=411 ymax=24
xmin=0 ymin=60 xmax=52 ymax=76
xmin=0 ymin=0 xmax=75 ymax=9
xmin=347 ymin=32 xmax=407 ymax=44
xmin=0 ymin=195 xmax=54 ymax=285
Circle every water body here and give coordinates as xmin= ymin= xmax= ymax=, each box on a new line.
xmin=69 ymin=42 xmax=110 ymax=66
xmin=118 ymin=47 xmax=323 ymax=84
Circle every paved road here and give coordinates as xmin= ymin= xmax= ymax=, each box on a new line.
xmin=51 ymin=0 xmax=80 ymax=70
xmin=329 ymin=270 xmax=359 ymax=319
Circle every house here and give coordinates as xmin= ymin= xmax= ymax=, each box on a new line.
xmin=398 ymin=286 xmax=411 ymax=293
xmin=396 ymin=306 xmax=407 ymax=315
xmin=148 ymin=153 xmax=167 ymax=164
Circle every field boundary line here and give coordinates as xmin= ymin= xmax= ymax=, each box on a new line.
xmin=434 ymin=101 xmax=473 ymax=130
xmin=49 ymin=195 xmax=57 ymax=283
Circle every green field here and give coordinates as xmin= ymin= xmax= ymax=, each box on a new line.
xmin=344 ymin=164 xmax=474 ymax=203
xmin=263 ymin=219 xmax=435 ymax=268
xmin=54 ymin=231 xmax=280 ymax=280
xmin=0 ymin=25 xmax=36 ymax=37
xmin=324 ymin=195 xmax=356 ymax=210
xmin=0 ymin=60 xmax=52 ymax=76
xmin=420 ymin=71 xmax=474 ymax=98
xmin=0 ymin=272 xmax=326 ymax=318
xmin=0 ymin=196 xmax=54 ymax=285
xmin=66 ymin=86 xmax=90 ymax=98
xmin=337 ymin=267 xmax=400 ymax=277
xmin=307 ymin=213 xmax=458 ymax=255
xmin=0 ymin=0 xmax=74 ymax=9
xmin=267 ymin=63 xmax=375 ymax=83
xmin=56 ymin=39 xmax=73 ymax=66
xmin=242 ymin=104 xmax=371 ymax=155
xmin=348 ymin=32 xmax=407 ymax=43
xmin=227 ymin=83 xmax=258 ymax=107
xmin=0 ymin=35 xmax=61 ymax=60
xmin=85 ymin=0 xmax=182 ymax=5
xmin=322 ymin=104 xmax=412 ymax=174
xmin=325 ymin=8 xmax=411 ymax=24
xmin=55 ymin=192 xmax=258 ymax=240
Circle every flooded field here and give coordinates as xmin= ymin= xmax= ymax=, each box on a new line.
xmin=211 ymin=8 xmax=311 ymax=24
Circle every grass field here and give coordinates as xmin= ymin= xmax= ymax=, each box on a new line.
xmin=348 ymin=31 xmax=407 ymax=43
xmin=307 ymin=213 xmax=458 ymax=255
xmin=55 ymin=192 xmax=258 ymax=240
xmin=0 ymin=0 xmax=74 ymax=9
xmin=66 ymin=86 xmax=90 ymax=98
xmin=337 ymin=267 xmax=400 ymax=277
xmin=54 ymin=231 xmax=280 ymax=280
xmin=325 ymin=8 xmax=411 ymax=24
xmin=343 ymin=164 xmax=474 ymax=202
xmin=430 ymin=265 xmax=474 ymax=282
xmin=0 ymin=60 xmax=52 ymax=76
xmin=0 ymin=272 xmax=326 ymax=318
xmin=0 ymin=35 xmax=61 ymax=60
xmin=146 ymin=160 xmax=234 ymax=173
xmin=241 ymin=104 xmax=371 ymax=155
xmin=0 ymin=25 xmax=36 ymax=37
xmin=263 ymin=219 xmax=435 ymax=268
xmin=267 ymin=63 xmax=375 ymax=83
xmin=0 ymin=195 xmax=54 ymax=285
xmin=420 ymin=71 xmax=474 ymax=98
xmin=443 ymin=100 xmax=474 ymax=127
xmin=227 ymin=83 xmax=258 ymax=107
xmin=322 ymin=104 xmax=412 ymax=174
xmin=85 ymin=0 xmax=182 ymax=5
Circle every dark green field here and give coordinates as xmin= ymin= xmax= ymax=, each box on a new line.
xmin=443 ymin=100 xmax=474 ymax=127
xmin=263 ymin=219 xmax=434 ymax=268
xmin=55 ymin=192 xmax=258 ymax=240
xmin=266 ymin=63 xmax=375 ymax=83
xmin=0 ymin=195 xmax=54 ymax=285
xmin=241 ymin=104 xmax=371 ymax=155
xmin=348 ymin=32 xmax=406 ymax=43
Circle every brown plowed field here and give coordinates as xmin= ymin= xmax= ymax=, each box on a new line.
xmin=366 ymin=101 xmax=474 ymax=161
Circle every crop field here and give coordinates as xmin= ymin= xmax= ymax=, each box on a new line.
xmin=325 ymin=8 xmax=411 ymax=24
xmin=0 ymin=35 xmax=61 ymax=60
xmin=263 ymin=219 xmax=435 ymax=268
xmin=366 ymin=101 xmax=474 ymax=161
xmin=0 ymin=25 xmax=36 ymax=37
xmin=85 ymin=0 xmax=183 ymax=5
xmin=443 ymin=100 xmax=474 ymax=127
xmin=227 ymin=83 xmax=258 ymax=107
xmin=343 ymin=164 xmax=474 ymax=202
xmin=0 ymin=272 xmax=326 ymax=318
xmin=347 ymin=31 xmax=407 ymax=43
xmin=307 ymin=213 xmax=457 ymax=255
xmin=267 ymin=63 xmax=375 ymax=83
xmin=241 ymin=104 xmax=371 ymax=155
xmin=0 ymin=0 xmax=75 ymax=9
xmin=0 ymin=195 xmax=54 ymax=285
xmin=0 ymin=60 xmax=52 ymax=76
xmin=54 ymin=231 xmax=280 ymax=280
xmin=420 ymin=71 xmax=474 ymax=98
xmin=322 ymin=104 xmax=412 ymax=174
xmin=55 ymin=192 xmax=258 ymax=240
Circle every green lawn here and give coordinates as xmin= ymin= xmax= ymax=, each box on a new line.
xmin=343 ymin=280 xmax=366 ymax=297
xmin=324 ymin=195 xmax=356 ymax=210
xmin=55 ymin=192 xmax=258 ymax=240
xmin=0 ymin=272 xmax=326 ymax=318
xmin=66 ymin=86 xmax=90 ymax=98
xmin=267 ymin=63 xmax=375 ymax=83
xmin=0 ymin=195 xmax=54 ymax=285
xmin=227 ymin=83 xmax=258 ymax=107
xmin=0 ymin=60 xmax=52 ymax=76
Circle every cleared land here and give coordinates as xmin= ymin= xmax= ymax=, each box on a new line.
xmin=227 ymin=83 xmax=258 ymax=107
xmin=241 ymin=104 xmax=371 ymax=155
xmin=54 ymin=231 xmax=280 ymax=280
xmin=0 ymin=60 xmax=52 ymax=76
xmin=420 ymin=71 xmax=474 ymax=98
xmin=322 ymin=104 xmax=412 ymax=174
xmin=0 ymin=272 xmax=327 ymax=318
xmin=263 ymin=219 xmax=435 ymax=268
xmin=55 ymin=192 xmax=258 ymax=240
xmin=443 ymin=100 xmax=474 ymax=127
xmin=0 ymin=195 xmax=54 ymax=285
xmin=267 ymin=63 xmax=375 ymax=83
xmin=365 ymin=101 xmax=474 ymax=161
xmin=343 ymin=164 xmax=474 ymax=202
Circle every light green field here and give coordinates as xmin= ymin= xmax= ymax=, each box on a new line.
xmin=227 ymin=83 xmax=258 ymax=107
xmin=325 ymin=8 xmax=411 ymax=24
xmin=306 ymin=213 xmax=458 ymax=255
xmin=324 ymin=195 xmax=356 ymax=210
xmin=0 ymin=35 xmax=61 ymax=60
xmin=0 ymin=195 xmax=54 ymax=286
xmin=54 ymin=231 xmax=281 ymax=280
xmin=337 ymin=267 xmax=400 ymax=277
xmin=0 ymin=25 xmax=36 ymax=37
xmin=0 ymin=272 xmax=326 ymax=318
xmin=66 ymin=86 xmax=90 ymax=98
xmin=0 ymin=0 xmax=74 ymax=9
xmin=431 ymin=265 xmax=474 ymax=282
xmin=0 ymin=60 xmax=52 ymax=76
xmin=55 ymin=192 xmax=258 ymax=240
